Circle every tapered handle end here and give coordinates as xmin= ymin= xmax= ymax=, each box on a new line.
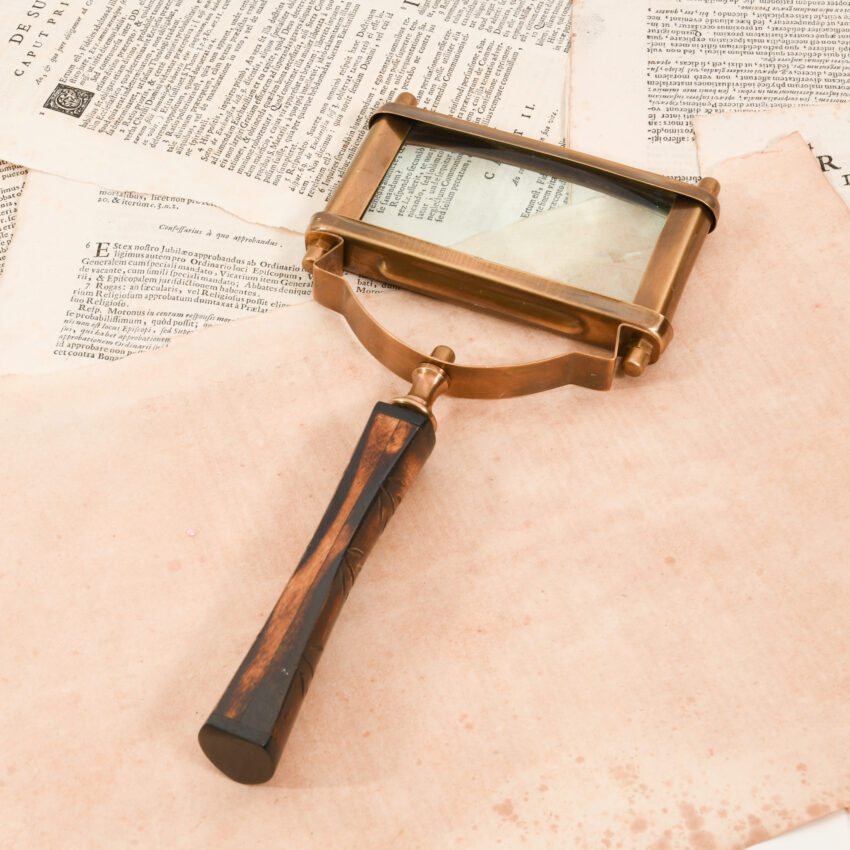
xmin=198 ymin=714 xmax=276 ymax=785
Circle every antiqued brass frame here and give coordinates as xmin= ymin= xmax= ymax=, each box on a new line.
xmin=304 ymin=93 xmax=719 ymax=398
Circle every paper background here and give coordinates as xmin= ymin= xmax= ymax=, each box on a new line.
xmin=2 ymin=135 xmax=850 ymax=849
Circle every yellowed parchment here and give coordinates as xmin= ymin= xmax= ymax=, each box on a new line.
xmin=2 ymin=134 xmax=850 ymax=849
xmin=0 ymin=170 xmax=311 ymax=375
xmin=0 ymin=0 xmax=569 ymax=231
xmin=569 ymin=0 xmax=850 ymax=181
xmin=694 ymin=103 xmax=850 ymax=208
xmin=0 ymin=160 xmax=25 ymax=276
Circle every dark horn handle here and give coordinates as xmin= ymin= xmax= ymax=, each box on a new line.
xmin=198 ymin=401 xmax=435 ymax=784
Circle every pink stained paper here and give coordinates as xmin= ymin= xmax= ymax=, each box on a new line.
xmin=2 ymin=134 xmax=850 ymax=849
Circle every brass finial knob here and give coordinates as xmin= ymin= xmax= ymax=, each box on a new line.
xmin=391 ymin=346 xmax=456 ymax=428
xmin=622 ymin=337 xmax=654 ymax=378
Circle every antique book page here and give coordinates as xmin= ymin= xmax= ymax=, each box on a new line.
xmin=0 ymin=0 xmax=570 ymax=229
xmin=695 ymin=103 xmax=850 ymax=207
xmin=569 ymin=0 xmax=850 ymax=180
xmin=0 ymin=161 xmax=26 ymax=276
xmin=0 ymin=171 xmax=312 ymax=374
xmin=3 ymin=134 xmax=850 ymax=850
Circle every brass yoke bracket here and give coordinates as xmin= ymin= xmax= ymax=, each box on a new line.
xmin=307 ymin=235 xmax=640 ymax=399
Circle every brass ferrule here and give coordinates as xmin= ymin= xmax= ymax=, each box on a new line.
xmin=391 ymin=345 xmax=455 ymax=429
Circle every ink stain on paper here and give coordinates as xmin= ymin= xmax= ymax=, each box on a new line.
xmin=678 ymin=802 xmax=704 ymax=831
xmin=806 ymin=802 xmax=831 ymax=818
xmin=610 ymin=762 xmax=639 ymax=787
xmin=690 ymin=832 xmax=717 ymax=850
xmin=647 ymin=829 xmax=673 ymax=850
xmin=677 ymin=802 xmax=718 ymax=850
xmin=493 ymin=799 xmax=517 ymax=822
xmin=745 ymin=814 xmax=770 ymax=844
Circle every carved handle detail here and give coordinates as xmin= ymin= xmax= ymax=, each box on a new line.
xmin=198 ymin=402 xmax=435 ymax=784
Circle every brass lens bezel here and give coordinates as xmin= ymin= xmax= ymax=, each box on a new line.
xmin=304 ymin=93 xmax=719 ymax=395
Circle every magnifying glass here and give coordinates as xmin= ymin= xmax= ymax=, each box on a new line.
xmin=199 ymin=92 xmax=720 ymax=784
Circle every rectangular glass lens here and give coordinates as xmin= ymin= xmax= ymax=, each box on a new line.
xmin=361 ymin=124 xmax=675 ymax=304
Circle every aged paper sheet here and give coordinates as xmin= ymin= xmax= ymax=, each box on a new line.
xmin=0 ymin=0 xmax=570 ymax=229
xmin=695 ymin=103 xmax=850 ymax=207
xmin=0 ymin=160 xmax=26 ymax=276
xmin=2 ymin=134 xmax=850 ymax=849
xmin=569 ymin=0 xmax=850 ymax=180
xmin=0 ymin=170 xmax=312 ymax=374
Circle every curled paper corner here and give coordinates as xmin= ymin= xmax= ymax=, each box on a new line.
xmin=694 ymin=103 xmax=850 ymax=202
xmin=696 ymin=128 xmax=806 ymax=178
xmin=752 ymin=808 xmax=850 ymax=849
xmin=704 ymin=131 xmax=831 ymax=193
